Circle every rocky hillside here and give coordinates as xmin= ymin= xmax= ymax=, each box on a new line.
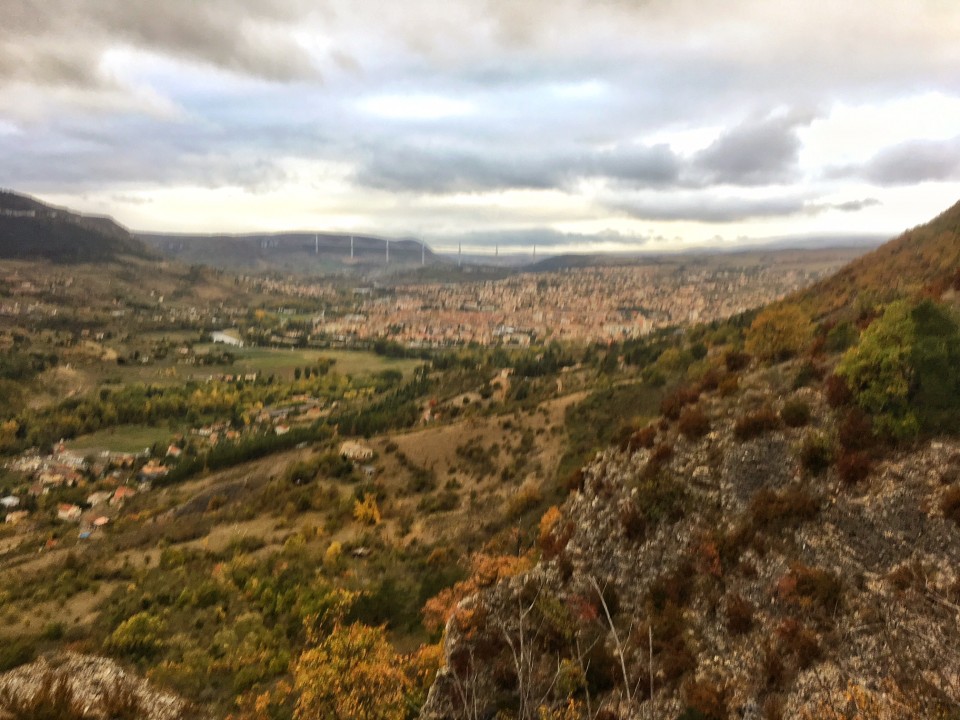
xmin=0 ymin=190 xmax=154 ymax=263
xmin=420 ymin=360 xmax=960 ymax=719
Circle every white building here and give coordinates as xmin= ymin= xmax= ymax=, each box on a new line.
xmin=211 ymin=331 xmax=244 ymax=348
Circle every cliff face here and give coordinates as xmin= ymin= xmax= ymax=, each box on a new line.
xmin=420 ymin=364 xmax=960 ymax=719
xmin=0 ymin=190 xmax=154 ymax=263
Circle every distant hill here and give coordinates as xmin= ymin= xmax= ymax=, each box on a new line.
xmin=139 ymin=232 xmax=443 ymax=276
xmin=799 ymin=198 xmax=960 ymax=317
xmin=0 ymin=190 xmax=154 ymax=264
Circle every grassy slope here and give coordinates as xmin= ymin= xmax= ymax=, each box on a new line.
xmin=797 ymin=198 xmax=960 ymax=318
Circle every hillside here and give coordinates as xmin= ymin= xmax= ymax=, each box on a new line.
xmin=0 ymin=191 xmax=154 ymax=264
xmin=417 ymin=201 xmax=960 ymax=719
xmin=139 ymin=231 xmax=442 ymax=275
xmin=798 ymin=198 xmax=960 ymax=318
xmin=0 ymin=194 xmax=957 ymax=719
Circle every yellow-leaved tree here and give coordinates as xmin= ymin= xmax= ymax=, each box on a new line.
xmin=353 ymin=493 xmax=382 ymax=525
xmin=294 ymin=622 xmax=409 ymax=720
xmin=745 ymin=304 xmax=813 ymax=362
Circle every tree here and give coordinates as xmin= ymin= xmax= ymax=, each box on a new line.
xmin=353 ymin=493 xmax=382 ymax=525
xmin=838 ymin=299 xmax=960 ymax=440
xmin=745 ymin=304 xmax=812 ymax=362
xmin=105 ymin=612 xmax=164 ymax=659
xmin=293 ymin=623 xmax=410 ymax=720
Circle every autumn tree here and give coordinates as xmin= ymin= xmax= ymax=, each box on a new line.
xmin=838 ymin=299 xmax=960 ymax=440
xmin=293 ymin=623 xmax=410 ymax=720
xmin=422 ymin=552 xmax=532 ymax=633
xmin=105 ymin=612 xmax=164 ymax=660
xmin=745 ymin=304 xmax=813 ymax=362
xmin=353 ymin=493 xmax=382 ymax=525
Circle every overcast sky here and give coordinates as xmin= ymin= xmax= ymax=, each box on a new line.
xmin=2 ymin=0 xmax=960 ymax=253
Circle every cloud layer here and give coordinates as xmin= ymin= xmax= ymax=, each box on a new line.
xmin=2 ymin=0 xmax=960 ymax=246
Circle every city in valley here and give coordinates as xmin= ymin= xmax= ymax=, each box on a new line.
xmin=246 ymin=248 xmax=863 ymax=347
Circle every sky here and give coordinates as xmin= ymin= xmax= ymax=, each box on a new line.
xmin=2 ymin=0 xmax=960 ymax=255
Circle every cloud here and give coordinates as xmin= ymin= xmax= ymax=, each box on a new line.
xmin=0 ymin=0 xmax=319 ymax=88
xmin=355 ymin=140 xmax=683 ymax=194
xmin=607 ymin=194 xmax=812 ymax=223
xmin=354 ymin=115 xmax=811 ymax=195
xmin=355 ymin=145 xmax=564 ymax=193
xmin=823 ymin=198 xmax=882 ymax=212
xmin=1 ymin=0 xmax=959 ymax=242
xmin=690 ymin=112 xmax=812 ymax=185
xmin=830 ymin=137 xmax=960 ymax=185
xmin=594 ymin=144 xmax=682 ymax=186
xmin=607 ymin=193 xmax=886 ymax=223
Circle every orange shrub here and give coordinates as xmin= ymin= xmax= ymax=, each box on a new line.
xmin=678 ymin=406 xmax=711 ymax=439
xmin=734 ymin=406 xmax=781 ymax=440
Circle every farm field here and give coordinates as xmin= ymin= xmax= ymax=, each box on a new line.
xmin=68 ymin=424 xmax=181 ymax=454
xmin=191 ymin=344 xmax=424 ymax=379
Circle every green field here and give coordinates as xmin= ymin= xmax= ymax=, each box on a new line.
xmin=69 ymin=424 xmax=179 ymax=454
xmin=191 ymin=345 xmax=423 ymax=379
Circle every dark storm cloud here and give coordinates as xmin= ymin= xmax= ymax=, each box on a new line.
xmin=0 ymin=0 xmax=319 ymax=86
xmin=830 ymin=137 xmax=960 ymax=186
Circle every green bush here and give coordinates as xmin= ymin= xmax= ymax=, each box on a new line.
xmin=838 ymin=299 xmax=960 ymax=440
xmin=0 ymin=638 xmax=35 ymax=673
xmin=800 ymin=432 xmax=834 ymax=476
xmin=780 ymin=399 xmax=811 ymax=428
xmin=105 ymin=611 xmax=165 ymax=660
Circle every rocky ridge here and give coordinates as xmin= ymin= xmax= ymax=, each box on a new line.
xmin=420 ymin=365 xmax=960 ymax=719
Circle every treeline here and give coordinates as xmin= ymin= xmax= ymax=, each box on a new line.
xmin=0 ymin=371 xmax=352 ymax=455
xmin=333 ymin=368 xmax=431 ymax=437
xmin=159 ymin=424 xmax=334 ymax=486
xmin=0 ymin=349 xmax=58 ymax=382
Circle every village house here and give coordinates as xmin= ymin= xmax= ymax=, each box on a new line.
xmin=211 ymin=330 xmax=244 ymax=347
xmin=138 ymin=460 xmax=168 ymax=482
xmin=339 ymin=440 xmax=374 ymax=462
xmin=111 ymin=486 xmax=137 ymax=506
xmin=57 ymin=503 xmax=82 ymax=522
xmin=5 ymin=510 xmax=29 ymax=525
xmin=86 ymin=491 xmax=113 ymax=507
xmin=0 ymin=495 xmax=19 ymax=509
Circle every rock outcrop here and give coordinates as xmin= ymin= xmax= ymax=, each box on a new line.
xmin=420 ymin=369 xmax=960 ymax=719
xmin=0 ymin=652 xmax=195 ymax=720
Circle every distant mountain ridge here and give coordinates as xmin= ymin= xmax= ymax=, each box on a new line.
xmin=0 ymin=190 xmax=154 ymax=263
xmin=138 ymin=231 xmax=442 ymax=275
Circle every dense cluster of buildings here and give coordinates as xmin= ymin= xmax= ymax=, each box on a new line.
xmin=311 ymin=264 xmax=830 ymax=347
